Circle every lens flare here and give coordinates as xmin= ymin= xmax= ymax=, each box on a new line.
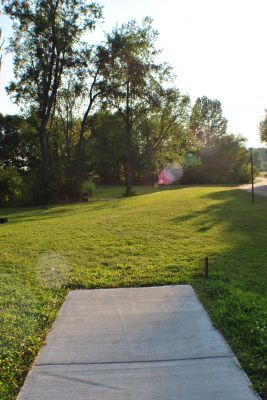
xmin=36 ymin=252 xmax=70 ymax=289
xmin=158 ymin=163 xmax=183 ymax=185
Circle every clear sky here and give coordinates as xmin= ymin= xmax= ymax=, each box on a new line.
xmin=1 ymin=0 xmax=267 ymax=147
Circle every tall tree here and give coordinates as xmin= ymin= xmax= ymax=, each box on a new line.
xmin=189 ymin=96 xmax=227 ymax=148
xmin=104 ymin=18 xmax=171 ymax=195
xmin=3 ymin=0 xmax=102 ymax=198
xmin=0 ymin=113 xmax=38 ymax=172
xmin=259 ymin=110 xmax=267 ymax=145
xmin=75 ymin=44 xmax=110 ymax=178
xmin=55 ymin=77 xmax=81 ymax=163
xmin=135 ymin=87 xmax=190 ymax=181
xmin=0 ymin=28 xmax=3 ymax=71
xmin=89 ymin=110 xmax=125 ymax=184
xmin=49 ymin=44 xmax=111 ymax=183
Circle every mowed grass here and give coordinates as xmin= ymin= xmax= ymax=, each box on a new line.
xmin=0 ymin=185 xmax=267 ymax=399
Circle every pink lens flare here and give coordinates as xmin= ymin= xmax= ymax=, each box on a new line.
xmin=158 ymin=164 xmax=183 ymax=185
xmin=158 ymin=170 xmax=173 ymax=185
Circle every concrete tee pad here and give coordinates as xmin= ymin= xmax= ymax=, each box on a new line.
xmin=17 ymin=285 xmax=260 ymax=399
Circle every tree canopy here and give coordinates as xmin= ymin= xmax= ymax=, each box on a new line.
xmin=3 ymin=0 xmax=103 ymax=197
xmin=259 ymin=110 xmax=267 ymax=145
xmin=102 ymin=18 xmax=173 ymax=194
xmin=189 ymin=96 xmax=227 ymax=148
xmin=0 ymin=3 xmax=251 ymax=204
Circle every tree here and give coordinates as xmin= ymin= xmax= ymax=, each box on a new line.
xmin=259 ymin=110 xmax=267 ymax=145
xmin=189 ymin=96 xmax=227 ymax=148
xmin=251 ymin=148 xmax=267 ymax=171
xmin=0 ymin=163 xmax=22 ymax=205
xmin=89 ymin=111 xmax=125 ymax=184
xmin=3 ymin=0 xmax=102 ymax=199
xmin=136 ymin=87 xmax=190 ymax=181
xmin=0 ymin=113 xmax=39 ymax=173
xmin=75 ymin=44 xmax=111 ymax=178
xmin=182 ymin=134 xmax=250 ymax=184
xmin=55 ymin=79 xmax=81 ymax=160
xmin=47 ymin=44 xmax=111 ymax=192
xmin=0 ymin=28 xmax=4 ymax=71
xmin=104 ymin=18 xmax=171 ymax=195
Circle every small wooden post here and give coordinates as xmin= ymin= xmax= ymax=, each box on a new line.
xmin=204 ymin=256 xmax=209 ymax=279
xmin=250 ymin=148 xmax=254 ymax=204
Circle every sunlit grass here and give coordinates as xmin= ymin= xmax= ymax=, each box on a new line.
xmin=0 ymin=185 xmax=266 ymax=399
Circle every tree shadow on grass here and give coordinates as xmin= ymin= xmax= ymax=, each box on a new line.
xmin=0 ymin=186 xmax=187 ymax=225
xmin=171 ymin=188 xmax=266 ymax=231
xmin=0 ymin=206 xmax=74 ymax=224
xmin=1 ymin=186 xmax=266 ymax=398
xmin=169 ymin=188 xmax=267 ymax=398
xmin=170 ymin=188 xmax=267 ymax=287
xmin=95 ymin=184 xmax=186 ymax=197
xmin=0 ymin=200 xmax=124 ymax=224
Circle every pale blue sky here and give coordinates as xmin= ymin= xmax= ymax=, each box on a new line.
xmin=1 ymin=0 xmax=267 ymax=147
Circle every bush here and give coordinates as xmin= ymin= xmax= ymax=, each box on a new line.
xmin=82 ymin=180 xmax=96 ymax=197
xmin=182 ymin=135 xmax=250 ymax=184
xmin=0 ymin=164 xmax=22 ymax=206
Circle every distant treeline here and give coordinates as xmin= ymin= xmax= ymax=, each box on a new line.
xmin=252 ymin=148 xmax=267 ymax=171
xmin=0 ymin=1 xmax=252 ymax=206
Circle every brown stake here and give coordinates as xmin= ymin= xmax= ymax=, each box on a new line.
xmin=204 ymin=256 xmax=209 ymax=279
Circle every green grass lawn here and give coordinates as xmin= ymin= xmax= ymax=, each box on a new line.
xmin=0 ymin=185 xmax=267 ymax=399
xmin=92 ymin=183 xmax=175 ymax=198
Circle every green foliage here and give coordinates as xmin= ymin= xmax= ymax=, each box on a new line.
xmin=0 ymin=6 xmax=254 ymax=200
xmin=82 ymin=180 xmax=95 ymax=197
xmin=252 ymin=148 xmax=267 ymax=171
xmin=182 ymin=135 xmax=250 ymax=184
xmin=0 ymin=164 xmax=22 ymax=205
xmin=0 ymin=113 xmax=39 ymax=173
xmin=88 ymin=91 xmax=190 ymax=186
xmin=4 ymin=0 xmax=103 ymax=108
xmin=189 ymin=96 xmax=227 ymax=148
xmin=103 ymin=18 xmax=173 ymax=194
xmin=0 ymin=28 xmax=3 ymax=71
xmin=136 ymin=88 xmax=190 ymax=183
xmin=259 ymin=110 xmax=267 ymax=145
xmin=3 ymin=0 xmax=103 ymax=195
xmin=89 ymin=111 xmax=125 ymax=184
xmin=0 ymin=187 xmax=266 ymax=399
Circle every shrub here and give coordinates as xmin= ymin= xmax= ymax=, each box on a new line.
xmin=182 ymin=135 xmax=250 ymax=184
xmin=82 ymin=180 xmax=96 ymax=197
xmin=0 ymin=164 xmax=22 ymax=206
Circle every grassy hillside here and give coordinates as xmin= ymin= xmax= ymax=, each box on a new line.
xmin=0 ymin=186 xmax=266 ymax=399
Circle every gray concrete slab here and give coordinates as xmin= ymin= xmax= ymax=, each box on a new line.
xmin=37 ymin=286 xmax=232 ymax=365
xmin=18 ymin=358 xmax=259 ymax=400
xmin=17 ymin=285 xmax=261 ymax=399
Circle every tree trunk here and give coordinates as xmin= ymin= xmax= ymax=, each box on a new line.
xmin=76 ymin=96 xmax=94 ymax=179
xmin=125 ymin=154 xmax=133 ymax=195
xmin=38 ymin=121 xmax=50 ymax=201
xmin=124 ymin=78 xmax=133 ymax=196
xmin=76 ymin=121 xmax=86 ymax=178
xmin=125 ymin=119 xmax=133 ymax=196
